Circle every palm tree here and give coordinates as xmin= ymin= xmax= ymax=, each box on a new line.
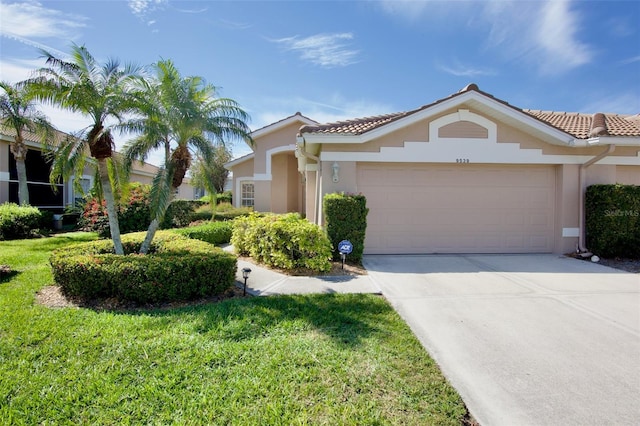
xmin=27 ymin=44 xmax=142 ymax=255
xmin=0 ymin=81 xmax=56 ymax=205
xmin=124 ymin=59 xmax=251 ymax=254
xmin=190 ymin=146 xmax=232 ymax=212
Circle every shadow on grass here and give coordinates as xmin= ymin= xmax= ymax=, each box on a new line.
xmin=122 ymin=293 xmax=392 ymax=348
xmin=0 ymin=268 xmax=19 ymax=283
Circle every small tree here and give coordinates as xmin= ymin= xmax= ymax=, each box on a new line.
xmin=27 ymin=44 xmax=143 ymax=255
xmin=189 ymin=145 xmax=232 ymax=211
xmin=124 ymin=59 xmax=252 ymax=254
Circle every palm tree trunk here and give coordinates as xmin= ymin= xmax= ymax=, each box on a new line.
xmin=10 ymin=139 xmax=30 ymax=206
xmin=98 ymin=158 xmax=124 ymax=255
xmin=139 ymin=190 xmax=176 ymax=254
xmin=15 ymin=156 xmax=29 ymax=206
xmin=139 ymin=218 xmax=161 ymax=254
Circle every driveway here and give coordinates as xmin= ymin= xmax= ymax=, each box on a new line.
xmin=363 ymin=254 xmax=640 ymax=426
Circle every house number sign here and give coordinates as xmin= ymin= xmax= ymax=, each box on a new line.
xmin=456 ymin=158 xmax=470 ymax=163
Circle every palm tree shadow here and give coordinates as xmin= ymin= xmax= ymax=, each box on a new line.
xmin=0 ymin=268 xmax=19 ymax=283
xmin=125 ymin=293 xmax=392 ymax=348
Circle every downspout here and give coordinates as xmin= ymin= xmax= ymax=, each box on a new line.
xmin=296 ymin=138 xmax=322 ymax=225
xmin=578 ymin=143 xmax=615 ymax=253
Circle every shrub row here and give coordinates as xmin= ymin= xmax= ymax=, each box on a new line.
xmin=232 ymin=213 xmax=332 ymax=272
xmin=81 ymin=185 xmax=208 ymax=236
xmin=50 ymin=231 xmax=237 ymax=303
xmin=174 ymin=221 xmax=233 ymax=246
xmin=0 ymin=203 xmax=45 ymax=240
xmin=324 ymin=193 xmax=369 ymax=263
xmin=586 ymin=184 xmax=640 ymax=258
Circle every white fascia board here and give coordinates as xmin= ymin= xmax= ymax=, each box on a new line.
xmin=251 ymin=115 xmax=317 ymax=139
xmin=303 ymin=91 xmax=574 ymax=146
xmin=586 ymin=136 xmax=640 ymax=147
xmin=224 ymin=153 xmax=255 ymax=170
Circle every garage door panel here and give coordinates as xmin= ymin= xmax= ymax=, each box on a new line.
xmin=358 ymin=163 xmax=555 ymax=254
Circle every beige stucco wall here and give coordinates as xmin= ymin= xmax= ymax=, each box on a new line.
xmin=253 ymin=121 xmax=301 ymax=174
xmin=616 ymin=165 xmax=640 ymax=185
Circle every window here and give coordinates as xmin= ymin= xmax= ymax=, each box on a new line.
xmin=241 ymin=182 xmax=254 ymax=207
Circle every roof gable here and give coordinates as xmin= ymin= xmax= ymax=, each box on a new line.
xmin=299 ymin=84 xmax=640 ymax=146
xmin=251 ymin=112 xmax=317 ymax=140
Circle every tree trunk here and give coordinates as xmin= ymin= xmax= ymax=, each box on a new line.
xmin=10 ymin=139 xmax=29 ymax=206
xmin=98 ymin=158 xmax=124 ymax=255
xmin=139 ymin=190 xmax=176 ymax=254
xmin=15 ymin=156 xmax=29 ymax=206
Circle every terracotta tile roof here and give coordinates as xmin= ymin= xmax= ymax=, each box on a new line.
xmin=298 ymin=111 xmax=414 ymax=135
xmin=523 ymin=110 xmax=640 ymax=139
xmin=299 ymin=84 xmax=640 ymax=140
xmin=0 ymin=121 xmax=69 ymax=146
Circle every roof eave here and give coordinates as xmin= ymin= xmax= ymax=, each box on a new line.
xmin=224 ymin=153 xmax=255 ymax=170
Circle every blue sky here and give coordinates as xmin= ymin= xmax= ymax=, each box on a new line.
xmin=1 ymin=0 xmax=639 ymax=165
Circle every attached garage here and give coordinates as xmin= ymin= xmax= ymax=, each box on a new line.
xmin=357 ymin=163 xmax=556 ymax=254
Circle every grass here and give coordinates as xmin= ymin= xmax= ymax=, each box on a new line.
xmin=0 ymin=233 xmax=469 ymax=425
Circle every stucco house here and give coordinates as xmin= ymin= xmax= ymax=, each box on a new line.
xmin=228 ymin=84 xmax=640 ymax=255
xmin=0 ymin=126 xmax=197 ymax=212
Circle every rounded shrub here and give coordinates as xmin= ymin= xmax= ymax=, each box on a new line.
xmin=231 ymin=213 xmax=332 ymax=272
xmin=0 ymin=203 xmax=44 ymax=240
xmin=50 ymin=231 xmax=237 ymax=303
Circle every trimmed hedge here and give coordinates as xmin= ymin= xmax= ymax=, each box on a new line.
xmin=0 ymin=203 xmax=44 ymax=240
xmin=174 ymin=221 xmax=233 ymax=245
xmin=324 ymin=193 xmax=369 ymax=263
xmin=231 ymin=213 xmax=332 ymax=272
xmin=586 ymin=184 xmax=640 ymax=258
xmin=50 ymin=231 xmax=237 ymax=303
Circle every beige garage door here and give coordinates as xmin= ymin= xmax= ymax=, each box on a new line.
xmin=357 ymin=163 xmax=556 ymax=254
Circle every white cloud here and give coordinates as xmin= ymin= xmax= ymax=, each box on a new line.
xmin=0 ymin=1 xmax=86 ymax=40
xmin=380 ymin=0 xmax=593 ymax=75
xmin=581 ymin=93 xmax=640 ymax=115
xmin=533 ymin=0 xmax=592 ymax=74
xmin=272 ymin=33 xmax=359 ymax=68
xmin=247 ymin=94 xmax=393 ymax=131
xmin=437 ymin=61 xmax=497 ymax=77
xmin=619 ymin=55 xmax=640 ymax=65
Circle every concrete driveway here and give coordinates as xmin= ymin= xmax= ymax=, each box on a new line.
xmin=363 ymin=254 xmax=640 ymax=426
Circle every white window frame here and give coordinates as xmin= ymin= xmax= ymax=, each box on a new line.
xmin=240 ymin=181 xmax=255 ymax=207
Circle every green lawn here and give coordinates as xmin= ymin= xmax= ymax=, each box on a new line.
xmin=0 ymin=233 xmax=469 ymax=425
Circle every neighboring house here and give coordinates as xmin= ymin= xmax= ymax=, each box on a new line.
xmin=227 ymin=84 xmax=640 ymax=255
xmin=0 ymin=126 xmax=197 ymax=212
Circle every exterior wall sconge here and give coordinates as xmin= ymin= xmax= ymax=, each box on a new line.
xmin=332 ymin=162 xmax=340 ymax=183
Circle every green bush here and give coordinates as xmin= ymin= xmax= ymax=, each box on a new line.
xmin=161 ymin=200 xmax=206 ymax=229
xmin=586 ymin=184 xmax=640 ymax=258
xmin=324 ymin=193 xmax=369 ymax=263
xmin=231 ymin=213 xmax=332 ymax=272
xmin=217 ymin=191 xmax=232 ymax=205
xmin=50 ymin=231 xmax=237 ymax=303
xmin=80 ymin=183 xmax=151 ymax=237
xmin=0 ymin=203 xmax=44 ymax=240
xmin=174 ymin=221 xmax=233 ymax=245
